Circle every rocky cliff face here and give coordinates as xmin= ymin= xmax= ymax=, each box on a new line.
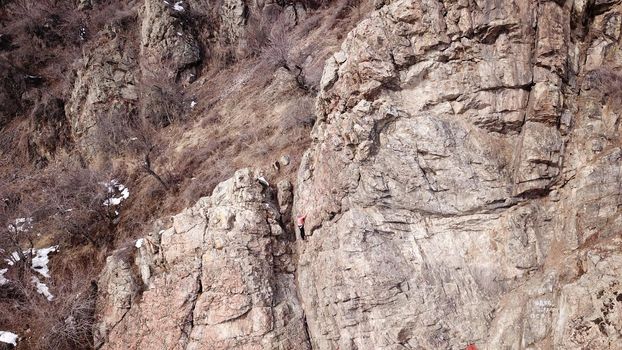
xmin=95 ymin=0 xmax=622 ymax=349
xmin=295 ymin=0 xmax=622 ymax=348
xmin=95 ymin=169 xmax=309 ymax=349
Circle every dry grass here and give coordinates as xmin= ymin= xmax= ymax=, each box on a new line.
xmin=149 ymin=0 xmax=372 ymax=209
xmin=0 ymin=0 xmax=375 ymax=348
xmin=585 ymin=68 xmax=622 ymax=108
xmin=0 ymin=252 xmax=100 ymax=350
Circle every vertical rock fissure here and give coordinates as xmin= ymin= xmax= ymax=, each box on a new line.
xmin=181 ymin=256 xmax=203 ymax=350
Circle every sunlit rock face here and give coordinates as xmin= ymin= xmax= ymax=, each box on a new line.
xmin=294 ymin=0 xmax=622 ymax=349
xmin=96 ymin=0 xmax=622 ymax=349
xmin=95 ymin=169 xmax=310 ymax=350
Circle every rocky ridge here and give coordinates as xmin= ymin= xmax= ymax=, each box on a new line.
xmin=95 ymin=168 xmax=309 ymax=349
xmin=95 ymin=0 xmax=622 ymax=349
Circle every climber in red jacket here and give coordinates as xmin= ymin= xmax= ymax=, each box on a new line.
xmin=296 ymin=214 xmax=306 ymax=240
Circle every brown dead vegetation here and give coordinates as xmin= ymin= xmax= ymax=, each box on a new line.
xmin=0 ymin=0 xmax=374 ymax=347
xmin=585 ymin=68 xmax=622 ymax=108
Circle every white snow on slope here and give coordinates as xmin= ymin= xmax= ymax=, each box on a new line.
xmin=173 ymin=1 xmax=184 ymax=11
xmin=7 ymin=217 xmax=33 ymax=233
xmin=135 ymin=238 xmax=144 ymax=249
xmin=31 ymin=276 xmax=54 ymax=301
xmin=31 ymin=246 xmax=59 ymax=278
xmin=103 ymin=180 xmax=130 ymax=207
xmin=0 ymin=268 xmax=8 ymax=285
xmin=0 ymin=331 xmax=18 ymax=346
xmin=5 ymin=251 xmax=21 ymax=266
xmin=3 ymin=245 xmax=59 ymax=278
xmin=1 ymin=246 xmax=58 ymax=301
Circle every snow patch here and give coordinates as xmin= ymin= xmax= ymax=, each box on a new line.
xmin=135 ymin=238 xmax=144 ymax=249
xmin=7 ymin=217 xmax=33 ymax=233
xmin=31 ymin=276 xmax=54 ymax=301
xmin=173 ymin=1 xmax=184 ymax=11
xmin=5 ymin=251 xmax=21 ymax=266
xmin=0 ymin=268 xmax=8 ymax=285
xmin=190 ymin=100 xmax=197 ymax=108
xmin=31 ymin=246 xmax=59 ymax=278
xmin=103 ymin=180 xmax=130 ymax=207
xmin=0 ymin=331 xmax=18 ymax=346
xmin=4 ymin=246 xmax=59 ymax=277
xmin=256 ymin=176 xmax=270 ymax=187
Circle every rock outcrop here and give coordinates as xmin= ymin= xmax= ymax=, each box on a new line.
xmin=65 ymin=0 xmax=202 ymax=160
xmin=139 ymin=0 xmax=201 ymax=83
xmin=95 ymin=0 xmax=622 ymax=349
xmin=95 ymin=169 xmax=310 ymax=350
xmin=65 ymin=17 xmax=140 ymax=160
xmin=294 ymin=0 xmax=622 ymax=349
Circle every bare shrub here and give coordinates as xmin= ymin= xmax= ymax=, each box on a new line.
xmin=26 ymin=93 xmax=72 ymax=164
xmin=322 ymin=0 xmax=363 ymax=30
xmin=263 ymin=18 xmax=293 ymax=70
xmin=0 ymin=261 xmax=97 ymax=350
xmin=298 ymin=0 xmax=337 ymax=9
xmin=0 ymin=176 xmax=50 ymax=274
xmin=0 ymin=63 xmax=23 ymax=128
xmin=241 ymin=16 xmax=270 ymax=58
xmin=585 ymin=68 xmax=622 ymax=108
xmin=128 ymin=120 xmax=173 ymax=191
xmin=0 ymin=171 xmax=100 ymax=347
xmin=280 ymin=97 xmax=316 ymax=131
xmin=139 ymin=76 xmax=185 ymax=128
xmin=43 ymin=270 xmax=97 ymax=350
xmin=199 ymin=112 xmax=223 ymax=128
xmin=91 ymin=106 xmax=140 ymax=155
xmin=181 ymin=159 xmax=235 ymax=206
xmin=47 ymin=166 xmax=118 ymax=247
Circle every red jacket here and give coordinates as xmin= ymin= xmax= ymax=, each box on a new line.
xmin=296 ymin=215 xmax=306 ymax=227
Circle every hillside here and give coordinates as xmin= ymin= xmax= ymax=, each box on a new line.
xmin=0 ymin=0 xmax=370 ymax=348
xmin=2 ymin=0 xmax=622 ymax=349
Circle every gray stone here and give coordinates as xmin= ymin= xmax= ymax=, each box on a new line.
xmin=96 ymin=169 xmax=310 ymax=350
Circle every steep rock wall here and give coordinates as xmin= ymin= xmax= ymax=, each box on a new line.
xmin=95 ymin=169 xmax=309 ymax=350
xmin=294 ymin=0 xmax=622 ymax=349
xmin=94 ymin=0 xmax=622 ymax=349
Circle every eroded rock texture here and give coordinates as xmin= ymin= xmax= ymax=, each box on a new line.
xmin=95 ymin=169 xmax=309 ymax=350
xmin=95 ymin=0 xmax=622 ymax=349
xmin=65 ymin=0 xmax=202 ymax=160
xmin=294 ymin=0 xmax=622 ymax=349
xmin=139 ymin=0 xmax=201 ymax=83
xmin=65 ymin=22 xmax=140 ymax=159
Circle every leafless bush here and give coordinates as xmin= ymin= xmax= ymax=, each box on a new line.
xmin=48 ymin=166 xmax=118 ymax=247
xmin=208 ymin=42 xmax=237 ymax=68
xmin=126 ymin=119 xmax=173 ymax=191
xmin=263 ymin=18 xmax=293 ymax=70
xmin=0 ymin=177 xmax=49 ymax=274
xmin=26 ymin=93 xmax=71 ymax=163
xmin=280 ymin=97 xmax=316 ymax=130
xmin=297 ymin=0 xmax=337 ymax=9
xmin=180 ymin=158 xmax=235 ymax=206
xmin=0 ymin=63 xmax=23 ymax=128
xmin=0 ymin=162 xmax=122 ymax=252
xmin=322 ymin=0 xmax=363 ymax=30
xmin=0 ymin=260 xmax=97 ymax=350
xmin=139 ymin=76 xmax=185 ymax=128
xmin=43 ymin=277 xmax=96 ymax=350
xmin=241 ymin=16 xmax=270 ymax=58
xmin=91 ymin=106 xmax=140 ymax=155
xmin=586 ymin=68 xmax=622 ymax=108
